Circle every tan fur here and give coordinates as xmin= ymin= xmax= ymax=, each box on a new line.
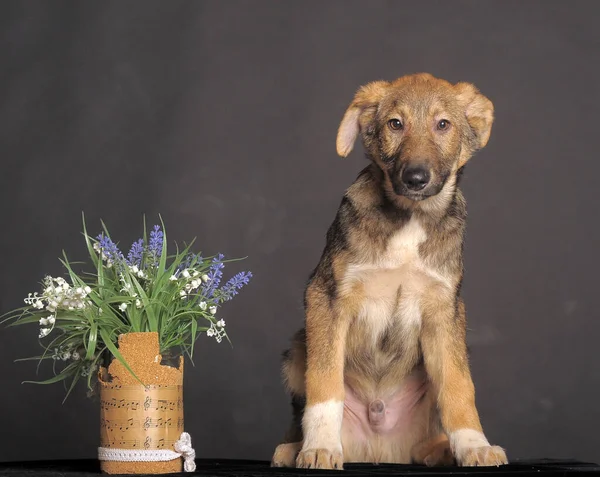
xmin=271 ymin=442 xmax=302 ymax=467
xmin=411 ymin=434 xmax=455 ymax=466
xmin=273 ymin=73 xmax=506 ymax=470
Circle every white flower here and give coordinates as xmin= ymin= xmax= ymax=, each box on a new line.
xmin=191 ymin=279 xmax=200 ymax=288
xmin=182 ymin=270 xmax=190 ymax=278
xmin=209 ymin=306 xmax=217 ymax=315
xmin=199 ymin=301 xmax=207 ymax=310
xmin=217 ymin=319 xmax=226 ymax=328
xmin=179 ymin=290 xmax=186 ymax=297
xmin=136 ymin=299 xmax=142 ymax=309
xmin=169 ymin=274 xmax=178 ymax=281
xmin=192 ymin=270 xmax=200 ymax=277
xmin=39 ymin=328 xmax=50 ymax=338
xmin=119 ymin=303 xmax=128 ymax=311
xmin=72 ymin=351 xmax=80 ymax=360
xmin=76 ymin=287 xmax=83 ymax=295
xmin=61 ymin=351 xmax=71 ymax=361
xmin=201 ymin=274 xmax=209 ymax=282
xmin=206 ymin=322 xmax=226 ymax=343
xmin=39 ymin=318 xmax=48 ymax=326
xmin=98 ymin=308 xmax=103 ymax=315
xmin=137 ymin=270 xmax=145 ymax=278
xmin=47 ymin=316 xmax=56 ymax=325
xmin=84 ymin=286 xmax=92 ymax=294
xmin=130 ymin=265 xmax=139 ymax=274
xmin=34 ymin=301 xmax=44 ymax=310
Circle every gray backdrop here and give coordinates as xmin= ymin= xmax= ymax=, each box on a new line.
xmin=1 ymin=0 xmax=598 ymax=464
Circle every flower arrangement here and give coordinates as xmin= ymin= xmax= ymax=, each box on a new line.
xmin=1 ymin=216 xmax=252 ymax=398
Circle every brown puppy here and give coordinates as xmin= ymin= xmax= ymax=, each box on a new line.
xmin=271 ymin=73 xmax=507 ymax=470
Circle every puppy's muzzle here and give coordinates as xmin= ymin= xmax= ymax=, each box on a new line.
xmin=401 ymin=165 xmax=431 ymax=191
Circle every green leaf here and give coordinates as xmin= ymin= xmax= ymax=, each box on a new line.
xmin=23 ymin=362 xmax=78 ymax=385
xmin=190 ymin=318 xmax=198 ymax=359
xmin=85 ymin=322 xmax=97 ymax=360
xmin=81 ymin=212 xmax=99 ymax=268
xmin=97 ymin=255 xmax=105 ymax=299
xmin=59 ymin=254 xmax=83 ymax=287
xmin=130 ymin=276 xmax=157 ymax=332
xmin=87 ymin=347 xmax=105 ymax=391
xmin=14 ymin=355 xmax=52 ymax=362
xmin=0 ymin=306 xmax=31 ymax=324
xmin=6 ymin=314 xmax=46 ymax=327
xmin=157 ymin=214 xmax=168 ymax=276
xmin=62 ymin=371 xmax=81 ymax=403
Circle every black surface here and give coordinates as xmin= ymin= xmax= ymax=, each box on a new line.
xmin=0 ymin=460 xmax=599 ymax=477
xmin=2 ymin=0 xmax=600 ymax=465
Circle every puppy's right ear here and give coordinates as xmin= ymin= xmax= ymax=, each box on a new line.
xmin=336 ymin=81 xmax=389 ymax=157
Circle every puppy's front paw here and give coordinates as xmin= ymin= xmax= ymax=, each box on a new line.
xmin=451 ymin=429 xmax=507 ymax=467
xmin=457 ymin=445 xmax=507 ymax=467
xmin=296 ymin=448 xmax=344 ymax=470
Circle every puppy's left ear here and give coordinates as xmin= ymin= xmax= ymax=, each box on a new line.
xmin=455 ymin=82 xmax=494 ymax=151
xmin=336 ymin=81 xmax=389 ymax=157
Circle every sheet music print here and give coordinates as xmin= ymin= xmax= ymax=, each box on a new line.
xmin=100 ymin=384 xmax=184 ymax=450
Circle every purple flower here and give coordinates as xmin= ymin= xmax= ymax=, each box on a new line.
xmin=126 ymin=239 xmax=144 ymax=267
xmin=147 ymin=225 xmax=163 ymax=265
xmin=201 ymin=254 xmax=224 ymax=298
xmin=96 ymin=233 xmax=124 ymax=264
xmin=218 ymin=271 xmax=252 ymax=302
xmin=149 ymin=225 xmax=163 ymax=256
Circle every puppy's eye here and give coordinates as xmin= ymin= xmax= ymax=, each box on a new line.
xmin=388 ymin=119 xmax=403 ymax=130
xmin=437 ymin=119 xmax=450 ymax=130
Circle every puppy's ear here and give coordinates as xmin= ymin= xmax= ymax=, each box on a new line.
xmin=455 ymin=82 xmax=494 ymax=150
xmin=336 ymin=81 xmax=389 ymax=157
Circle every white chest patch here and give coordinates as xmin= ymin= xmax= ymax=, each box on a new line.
xmin=377 ymin=218 xmax=427 ymax=269
xmin=341 ymin=218 xmax=450 ymax=344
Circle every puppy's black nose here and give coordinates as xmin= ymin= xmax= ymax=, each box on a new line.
xmin=402 ymin=166 xmax=430 ymax=191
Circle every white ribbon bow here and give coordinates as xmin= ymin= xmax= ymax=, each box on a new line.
xmin=174 ymin=432 xmax=196 ymax=472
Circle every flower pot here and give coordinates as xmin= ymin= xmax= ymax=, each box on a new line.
xmin=98 ymin=332 xmax=193 ymax=474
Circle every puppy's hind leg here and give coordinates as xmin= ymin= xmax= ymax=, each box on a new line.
xmin=272 ymin=442 xmax=303 ymax=468
xmin=411 ymin=434 xmax=455 ymax=467
xmin=271 ymin=394 xmax=305 ymax=467
xmin=272 ymin=335 xmax=306 ymax=468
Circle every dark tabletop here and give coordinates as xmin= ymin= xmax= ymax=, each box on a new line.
xmin=1 ymin=459 xmax=599 ymax=477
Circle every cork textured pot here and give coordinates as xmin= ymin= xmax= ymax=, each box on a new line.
xmin=98 ymin=332 xmax=185 ymax=474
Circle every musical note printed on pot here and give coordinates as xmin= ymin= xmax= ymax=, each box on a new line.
xmin=99 ymin=384 xmax=184 ymax=450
